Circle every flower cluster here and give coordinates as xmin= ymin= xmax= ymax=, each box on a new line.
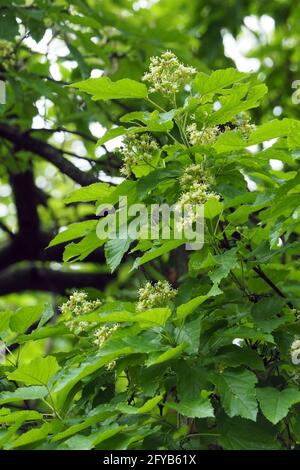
xmin=187 ymin=123 xmax=219 ymax=146
xmin=119 ymin=133 xmax=158 ymax=177
xmin=136 ymin=280 xmax=177 ymax=312
xmin=176 ymin=164 xmax=219 ymax=230
xmin=178 ymin=181 xmax=220 ymax=207
xmin=291 ymin=339 xmax=300 ymax=365
xmin=60 ymin=291 xmax=101 ymax=317
xmin=234 ymin=113 xmax=255 ymax=139
xmin=61 ymin=291 xmax=101 ymax=335
xmin=66 ymin=320 xmax=93 ymax=336
xmin=94 ymin=324 xmax=119 ymax=348
xmin=142 ymin=51 xmax=196 ymax=96
xmin=180 ymin=164 xmax=214 ymax=192
xmin=0 ymin=40 xmax=15 ymax=69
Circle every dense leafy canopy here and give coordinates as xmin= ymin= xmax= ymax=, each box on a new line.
xmin=0 ymin=0 xmax=300 ymax=452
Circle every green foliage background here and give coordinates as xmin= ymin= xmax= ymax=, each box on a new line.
xmin=0 ymin=0 xmax=300 ymax=451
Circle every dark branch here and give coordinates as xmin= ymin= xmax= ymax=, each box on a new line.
xmin=253 ymin=265 xmax=294 ymax=309
xmin=0 ymin=233 xmax=106 ymax=271
xmin=0 ymin=241 xmax=22 ymax=271
xmin=0 ymin=221 xmax=14 ymax=239
xmin=0 ymin=122 xmax=98 ymax=186
xmin=9 ymin=169 xmax=40 ymax=238
xmin=0 ymin=266 xmax=112 ymax=295
xmin=28 ymin=127 xmax=97 ymax=144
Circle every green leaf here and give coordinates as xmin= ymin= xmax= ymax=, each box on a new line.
xmin=147 ymin=343 xmax=188 ymax=366
xmin=0 ymin=386 xmax=48 ymax=405
xmin=97 ymin=126 xmax=128 ymax=145
xmin=49 ymin=221 xmax=97 ymax=247
xmin=175 ymin=317 xmax=202 ymax=354
xmin=8 ymin=421 xmax=62 ymax=449
xmin=53 ymin=414 xmax=117 ymax=443
xmin=105 ymin=237 xmax=132 ymax=273
xmin=189 ymin=251 xmax=217 ymax=274
xmin=249 ymin=119 xmax=293 ymax=145
xmin=0 ymin=12 xmax=18 ymax=40
xmin=208 ymin=248 xmax=238 ymax=294
xmin=0 ymin=310 xmax=11 ymax=333
xmin=63 ymin=231 xmax=105 ymax=262
xmin=38 ymin=304 xmax=54 ymax=328
xmin=204 ymin=199 xmax=223 ymax=219
xmin=0 ymin=409 xmax=42 ymax=424
xmin=62 ymin=425 xmax=126 ymax=450
xmin=120 ymin=109 xmax=175 ymax=132
xmin=208 ymin=83 xmax=267 ymax=125
xmin=176 ymin=295 xmax=208 ymax=321
xmin=287 ymin=120 xmax=300 ymax=149
xmin=15 ymin=324 xmax=68 ymax=344
xmin=9 ymin=305 xmax=44 ymax=334
xmin=193 ymin=68 xmax=247 ymax=97
xmin=134 ymin=240 xmax=185 ymax=268
xmin=53 ymin=348 xmax=133 ymax=408
xmin=214 ymin=346 xmax=264 ymax=371
xmin=82 ymin=307 xmax=171 ymax=328
xmin=71 ymin=77 xmax=148 ymax=101
xmin=166 ymin=393 xmax=214 ymax=419
xmin=7 ymin=356 xmax=60 ymax=386
xmin=219 ymin=416 xmax=280 ymax=450
xmin=67 ymin=42 xmax=89 ymax=78
xmin=135 ymin=308 xmax=171 ymax=327
xmin=214 ymin=131 xmax=246 ymax=153
xmin=212 ymin=368 xmax=258 ymax=421
xmin=137 ymin=395 xmax=163 ymax=414
xmin=251 ymin=298 xmax=287 ymax=333
xmin=257 ymin=387 xmax=300 ymax=424
xmin=65 ymin=182 xmax=114 ymax=203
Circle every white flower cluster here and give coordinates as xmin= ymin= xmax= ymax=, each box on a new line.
xmin=136 ymin=280 xmax=177 ymax=312
xmin=106 ymin=360 xmax=117 ymax=371
xmin=119 ymin=133 xmax=158 ymax=177
xmin=61 ymin=291 xmax=101 ymax=335
xmin=178 ymin=181 xmax=220 ymax=207
xmin=180 ymin=164 xmax=214 ymax=192
xmin=61 ymin=291 xmax=101 ymax=317
xmin=176 ymin=164 xmax=219 ymax=230
xmin=66 ymin=320 xmax=94 ymax=336
xmin=142 ymin=51 xmax=197 ymax=96
xmin=186 ymin=123 xmax=219 ymax=146
xmin=94 ymin=324 xmax=119 ymax=371
xmin=291 ymin=340 xmax=300 ymax=365
xmin=234 ymin=113 xmax=255 ymax=139
xmin=94 ymin=324 xmax=119 ymax=348
xmin=0 ymin=40 xmax=15 ymax=69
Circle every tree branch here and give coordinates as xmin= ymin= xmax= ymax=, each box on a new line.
xmin=0 ymin=266 xmax=112 ymax=295
xmin=0 ymin=221 xmax=14 ymax=239
xmin=0 ymin=233 xmax=106 ymax=271
xmin=9 ymin=169 xmax=40 ymax=238
xmin=0 ymin=122 xmax=98 ymax=186
xmin=253 ymin=265 xmax=294 ymax=309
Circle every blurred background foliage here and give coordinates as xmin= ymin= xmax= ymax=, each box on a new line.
xmin=0 ymin=0 xmax=299 ymax=310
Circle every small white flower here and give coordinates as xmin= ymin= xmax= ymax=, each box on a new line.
xmin=291 ymin=339 xmax=300 ymax=365
xmin=186 ymin=123 xmax=219 ymax=146
xmin=178 ymin=181 xmax=220 ymax=206
xmin=234 ymin=113 xmax=256 ymax=139
xmin=137 ymin=280 xmax=177 ymax=312
xmin=142 ymin=51 xmax=197 ymax=96
xmin=61 ymin=291 xmax=102 ymax=335
xmin=180 ymin=164 xmax=215 ymax=191
xmin=94 ymin=324 xmax=119 ymax=348
xmin=0 ymin=40 xmax=15 ymax=69
xmin=118 ymin=133 xmax=158 ymax=177
xmin=106 ymin=360 xmax=116 ymax=371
